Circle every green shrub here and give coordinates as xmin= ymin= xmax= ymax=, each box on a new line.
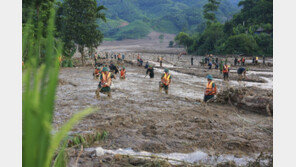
xmin=225 ymin=34 xmax=258 ymax=55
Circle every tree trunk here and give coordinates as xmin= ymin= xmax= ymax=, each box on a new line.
xmin=79 ymin=46 xmax=85 ymax=66
xmin=89 ymin=47 xmax=94 ymax=59
xmin=36 ymin=5 xmax=40 ymax=18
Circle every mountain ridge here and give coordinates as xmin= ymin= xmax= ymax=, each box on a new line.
xmin=97 ymin=0 xmax=241 ymax=40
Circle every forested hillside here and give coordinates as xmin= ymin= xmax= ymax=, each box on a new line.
xmin=175 ymin=0 xmax=273 ymax=56
xmin=97 ymin=0 xmax=241 ymax=40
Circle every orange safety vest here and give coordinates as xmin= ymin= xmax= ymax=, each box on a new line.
xmin=242 ymin=58 xmax=245 ymax=62
xmin=159 ymin=57 xmax=163 ymax=61
xmin=223 ymin=65 xmax=229 ymax=73
xmin=94 ymin=69 xmax=100 ymax=75
xmin=101 ymin=72 xmax=111 ymax=87
xmin=206 ymin=81 xmax=217 ymax=95
xmin=118 ymin=54 xmax=121 ymax=59
xmin=120 ymin=69 xmax=126 ymax=77
xmin=162 ymin=73 xmax=171 ymax=86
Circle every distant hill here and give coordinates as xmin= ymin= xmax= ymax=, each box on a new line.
xmin=97 ymin=0 xmax=241 ymax=40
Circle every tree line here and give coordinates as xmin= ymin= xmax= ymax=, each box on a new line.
xmin=22 ymin=0 xmax=107 ymax=66
xmin=174 ymin=0 xmax=273 ymax=57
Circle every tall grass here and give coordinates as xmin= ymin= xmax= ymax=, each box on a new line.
xmin=22 ymin=2 xmax=93 ymax=167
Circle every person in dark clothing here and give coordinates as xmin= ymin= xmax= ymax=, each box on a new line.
xmin=109 ymin=62 xmax=119 ymax=74
xmin=145 ymin=61 xmax=149 ymax=69
xmin=208 ymin=62 xmax=212 ymax=69
xmin=146 ymin=65 xmax=154 ymax=78
xmin=205 ymin=57 xmax=209 ymax=64
xmin=263 ymin=55 xmax=266 ymax=65
xmin=237 ymin=67 xmax=247 ymax=80
xmin=215 ymin=63 xmax=218 ymax=69
xmin=215 ymin=57 xmax=218 ymax=64
xmin=139 ymin=58 xmax=143 ymax=66
xmin=234 ymin=57 xmax=238 ymax=66
xmin=252 ymin=57 xmax=255 ymax=65
xmin=191 ymin=56 xmax=194 ymax=66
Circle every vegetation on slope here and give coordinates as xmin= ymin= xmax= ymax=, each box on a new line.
xmin=97 ymin=0 xmax=241 ymax=40
xmin=175 ymin=0 xmax=273 ymax=56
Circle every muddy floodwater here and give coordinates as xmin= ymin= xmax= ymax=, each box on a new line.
xmin=53 ymin=52 xmax=273 ymax=166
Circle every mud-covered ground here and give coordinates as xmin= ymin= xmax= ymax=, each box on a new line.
xmin=54 ymin=36 xmax=273 ymax=166
xmin=54 ymin=59 xmax=272 ymax=166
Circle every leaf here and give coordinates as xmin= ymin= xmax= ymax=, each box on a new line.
xmin=45 ymin=108 xmax=94 ymax=166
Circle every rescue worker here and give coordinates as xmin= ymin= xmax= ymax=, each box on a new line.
xmin=222 ymin=64 xmax=229 ymax=81
xmin=118 ymin=53 xmax=122 ymax=61
xmin=191 ymin=56 xmax=194 ymax=66
xmin=242 ymin=57 xmax=246 ymax=66
xmin=93 ymin=66 xmax=101 ymax=79
xmin=255 ymin=56 xmax=259 ymax=64
xmin=234 ymin=57 xmax=238 ymax=66
xmin=159 ymin=68 xmax=172 ymax=94
xmin=96 ymin=67 xmax=112 ymax=98
xmin=237 ymin=67 xmax=247 ymax=80
xmin=159 ymin=56 xmax=163 ymax=67
xmin=146 ymin=65 xmax=154 ymax=78
xmin=204 ymin=75 xmax=217 ymax=102
xmin=120 ymin=66 xmax=126 ymax=80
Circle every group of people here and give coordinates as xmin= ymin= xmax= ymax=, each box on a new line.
xmin=199 ymin=54 xmax=251 ymax=82
xmin=93 ymin=52 xmax=253 ymax=103
xmin=201 ymin=54 xmax=219 ymax=70
xmin=93 ymin=55 xmax=126 ymax=98
xmin=234 ymin=57 xmax=246 ymax=66
xmin=96 ymin=52 xmax=126 ymax=60
xmin=93 ymin=52 xmax=174 ymax=98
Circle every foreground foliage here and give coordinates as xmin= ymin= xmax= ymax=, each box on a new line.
xmin=22 ymin=1 xmax=94 ymax=166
